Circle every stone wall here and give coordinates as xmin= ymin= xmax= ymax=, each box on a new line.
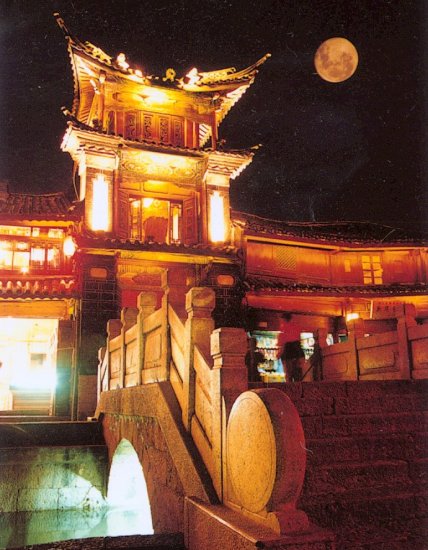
xmin=78 ymin=375 xmax=98 ymax=420
xmin=0 ymin=446 xmax=107 ymax=513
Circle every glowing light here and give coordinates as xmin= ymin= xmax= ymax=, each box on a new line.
xmin=91 ymin=174 xmax=110 ymax=231
xmin=63 ymin=235 xmax=77 ymax=257
xmin=143 ymin=88 xmax=169 ymax=105
xmin=210 ymin=191 xmax=225 ymax=243
xmin=346 ymin=313 xmax=360 ymax=322
xmin=20 ymin=266 xmax=29 ymax=274
xmin=135 ymin=69 xmax=143 ymax=78
xmin=107 ymin=439 xmax=153 ymax=534
xmin=117 ymin=53 xmax=129 ymax=70
xmin=172 ymin=205 xmax=180 ymax=241
xmin=142 ymin=198 xmax=154 ymax=208
xmin=186 ymin=67 xmax=200 ymax=86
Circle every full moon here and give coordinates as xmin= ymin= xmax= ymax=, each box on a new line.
xmin=314 ymin=37 xmax=358 ymax=83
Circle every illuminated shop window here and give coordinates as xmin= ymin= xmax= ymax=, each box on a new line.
xmin=362 ymin=255 xmax=383 ymax=284
xmin=130 ymin=197 xmax=182 ymax=244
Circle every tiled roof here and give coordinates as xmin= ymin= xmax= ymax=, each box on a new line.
xmin=76 ymin=233 xmax=237 ymax=258
xmin=244 ymin=276 xmax=428 ymax=296
xmin=232 ymin=211 xmax=428 ymax=246
xmin=55 ymin=13 xmax=270 ymax=92
xmin=0 ymin=277 xmax=78 ymax=298
xmin=0 ymin=192 xmax=77 ymax=220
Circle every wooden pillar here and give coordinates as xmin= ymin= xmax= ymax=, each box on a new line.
xmin=183 ymin=287 xmax=215 ymax=430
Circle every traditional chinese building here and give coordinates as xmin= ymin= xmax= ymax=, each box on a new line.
xmin=0 ymin=16 xmax=427 ymax=418
xmin=0 ymin=185 xmax=79 ymax=415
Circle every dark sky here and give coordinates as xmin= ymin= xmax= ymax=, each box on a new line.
xmin=0 ymin=0 xmax=426 ymax=230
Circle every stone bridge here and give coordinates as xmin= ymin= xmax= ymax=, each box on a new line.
xmin=94 ymin=280 xmax=428 ymax=549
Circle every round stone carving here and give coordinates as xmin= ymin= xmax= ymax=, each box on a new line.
xmin=226 ymin=391 xmax=276 ymax=513
xmin=226 ymin=388 xmax=306 ymax=516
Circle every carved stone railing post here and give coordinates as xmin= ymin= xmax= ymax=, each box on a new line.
xmin=347 ymin=317 xmax=365 ymax=379
xmin=397 ymin=303 xmax=417 ymax=379
xmin=160 ymin=270 xmax=170 ymax=381
xmin=210 ymin=327 xmax=248 ymax=500
xmin=106 ymin=318 xmax=122 ymax=389
xmin=183 ymin=287 xmax=215 ymax=430
xmin=120 ymin=307 xmax=138 ymax=387
xmin=137 ymin=291 xmax=158 ymax=384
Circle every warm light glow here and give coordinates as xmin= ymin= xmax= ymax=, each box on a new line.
xmin=135 ymin=69 xmax=143 ymax=78
xmin=20 ymin=266 xmax=29 ymax=274
xmin=107 ymin=439 xmax=153 ymax=535
xmin=117 ymin=53 xmax=129 ymax=70
xmin=346 ymin=313 xmax=360 ymax=322
xmin=186 ymin=67 xmax=200 ymax=86
xmin=63 ymin=235 xmax=77 ymax=257
xmin=143 ymin=88 xmax=168 ymax=105
xmin=172 ymin=205 xmax=180 ymax=241
xmin=210 ymin=191 xmax=226 ymax=243
xmin=91 ymin=174 xmax=110 ymax=231
xmin=142 ymin=197 xmax=154 ymax=208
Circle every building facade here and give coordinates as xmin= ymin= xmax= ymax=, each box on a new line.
xmin=0 ymin=17 xmax=427 ymax=416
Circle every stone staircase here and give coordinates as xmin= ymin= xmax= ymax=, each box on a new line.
xmin=259 ymin=380 xmax=428 ymax=549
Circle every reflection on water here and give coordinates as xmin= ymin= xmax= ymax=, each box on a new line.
xmin=0 ymin=506 xmax=153 ymax=549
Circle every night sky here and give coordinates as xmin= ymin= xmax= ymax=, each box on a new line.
xmin=0 ymin=0 xmax=426 ymax=231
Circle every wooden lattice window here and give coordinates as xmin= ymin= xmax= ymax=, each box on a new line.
xmin=361 ymin=255 xmax=383 ymax=284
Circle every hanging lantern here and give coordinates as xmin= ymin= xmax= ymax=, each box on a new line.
xmin=63 ymin=235 xmax=77 ymax=257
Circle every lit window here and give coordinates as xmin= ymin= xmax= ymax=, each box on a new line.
xmin=344 ymin=259 xmax=351 ymax=272
xmin=47 ymin=246 xmax=61 ymax=269
xmin=0 ymin=225 xmax=31 ymax=236
xmin=91 ymin=174 xmax=110 ymax=231
xmin=129 ymin=197 xmax=181 ymax=244
xmin=47 ymin=228 xmax=64 ymax=239
xmin=31 ymin=247 xmax=45 ymax=268
xmin=361 ymin=255 xmax=383 ymax=285
xmin=13 ymin=251 xmax=30 ymax=269
xmin=32 ymin=228 xmax=40 ymax=237
xmin=210 ymin=191 xmax=225 ymax=243
xmin=0 ymin=241 xmax=13 ymax=269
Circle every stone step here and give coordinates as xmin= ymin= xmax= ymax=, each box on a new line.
xmin=302 ymin=459 xmax=412 ymax=496
xmin=254 ymin=379 xmax=428 ymax=401
xmin=0 ymin=421 xmax=105 ymax=448
xmin=301 ymin=489 xmax=427 ymax=529
xmin=301 ymin=410 xmax=428 ymax=439
xmin=304 ymin=431 xmax=428 ymax=464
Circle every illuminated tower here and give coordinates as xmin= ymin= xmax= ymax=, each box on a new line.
xmin=57 ymin=14 xmax=269 ymax=248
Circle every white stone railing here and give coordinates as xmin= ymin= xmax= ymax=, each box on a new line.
xmin=98 ymin=282 xmax=309 ymax=535
xmin=319 ymin=305 xmax=427 ymax=380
